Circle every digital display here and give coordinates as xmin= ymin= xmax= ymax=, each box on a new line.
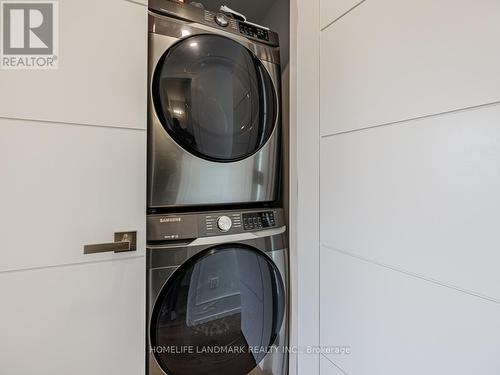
xmin=243 ymin=211 xmax=275 ymax=230
xmin=239 ymin=23 xmax=270 ymax=41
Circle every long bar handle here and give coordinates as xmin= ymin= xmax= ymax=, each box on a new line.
xmin=84 ymin=231 xmax=137 ymax=254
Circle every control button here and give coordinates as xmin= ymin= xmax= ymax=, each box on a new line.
xmin=217 ymin=216 xmax=232 ymax=232
xmin=215 ymin=13 xmax=229 ymax=27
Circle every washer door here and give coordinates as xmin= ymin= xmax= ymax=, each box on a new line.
xmin=152 ymin=34 xmax=277 ymax=162
xmin=150 ymin=245 xmax=285 ymax=375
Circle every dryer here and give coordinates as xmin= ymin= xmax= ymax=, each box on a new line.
xmin=147 ymin=208 xmax=288 ymax=375
xmin=148 ymin=0 xmax=282 ymax=210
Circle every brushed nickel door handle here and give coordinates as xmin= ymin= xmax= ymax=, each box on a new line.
xmin=84 ymin=231 xmax=137 ymax=254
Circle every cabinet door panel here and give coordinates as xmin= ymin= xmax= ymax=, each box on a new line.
xmin=321 ymin=105 xmax=500 ymax=302
xmin=0 ymin=257 xmax=145 ymax=375
xmin=0 ymin=0 xmax=147 ymax=129
xmin=320 ymin=248 xmax=500 ymax=375
xmin=0 ymin=118 xmax=146 ymax=272
xmin=320 ymin=0 xmax=500 ymax=135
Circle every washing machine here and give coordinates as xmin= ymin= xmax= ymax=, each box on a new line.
xmin=147 ymin=208 xmax=289 ymax=375
xmin=148 ymin=0 xmax=282 ymax=210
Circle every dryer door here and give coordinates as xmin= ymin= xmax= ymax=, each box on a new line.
xmin=150 ymin=245 xmax=285 ymax=375
xmin=152 ymin=34 xmax=277 ymax=162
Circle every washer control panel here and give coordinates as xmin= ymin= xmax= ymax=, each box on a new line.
xmin=242 ymin=211 xmax=276 ymax=230
xmin=216 ymin=215 xmax=232 ymax=231
xmin=205 ymin=212 xmax=242 ymax=234
xmin=147 ymin=208 xmax=284 ymax=242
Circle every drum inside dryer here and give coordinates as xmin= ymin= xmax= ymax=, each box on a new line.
xmin=152 ymin=34 xmax=277 ymax=162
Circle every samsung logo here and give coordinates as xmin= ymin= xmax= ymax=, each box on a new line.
xmin=159 ymin=217 xmax=181 ymax=223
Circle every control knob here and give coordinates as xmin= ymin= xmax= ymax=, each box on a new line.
xmin=215 ymin=13 xmax=229 ymax=27
xmin=217 ymin=216 xmax=232 ymax=232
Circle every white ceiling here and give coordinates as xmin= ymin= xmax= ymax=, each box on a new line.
xmin=193 ymin=0 xmax=276 ymax=23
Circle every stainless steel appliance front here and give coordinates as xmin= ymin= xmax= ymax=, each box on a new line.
xmin=147 ymin=208 xmax=289 ymax=375
xmin=148 ymin=3 xmax=282 ymax=209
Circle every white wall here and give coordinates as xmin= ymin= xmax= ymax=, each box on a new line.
xmin=317 ymin=0 xmax=500 ymax=374
xmin=290 ymin=0 xmax=321 ymax=373
xmin=0 ymin=0 xmax=147 ymax=373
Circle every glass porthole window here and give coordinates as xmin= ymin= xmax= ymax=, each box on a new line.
xmin=150 ymin=245 xmax=285 ymax=375
xmin=153 ymin=35 xmax=277 ymax=162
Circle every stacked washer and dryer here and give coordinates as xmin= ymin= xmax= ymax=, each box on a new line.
xmin=147 ymin=1 xmax=288 ymax=374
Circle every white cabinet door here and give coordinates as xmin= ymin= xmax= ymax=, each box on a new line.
xmin=320 ymin=248 xmax=500 ymax=375
xmin=0 ymin=258 xmax=145 ymax=375
xmin=0 ymin=0 xmax=147 ymax=130
xmin=0 ymin=0 xmax=147 ymax=374
xmin=0 ymin=118 xmax=146 ymax=272
xmin=320 ymin=104 xmax=500 ymax=303
xmin=320 ymin=0 xmax=500 ymax=135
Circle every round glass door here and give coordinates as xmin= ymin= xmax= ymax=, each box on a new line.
xmin=152 ymin=34 xmax=277 ymax=162
xmin=150 ymin=245 xmax=285 ymax=375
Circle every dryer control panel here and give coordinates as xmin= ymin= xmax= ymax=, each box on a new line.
xmin=239 ymin=23 xmax=270 ymax=42
xmin=148 ymin=0 xmax=279 ymax=47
